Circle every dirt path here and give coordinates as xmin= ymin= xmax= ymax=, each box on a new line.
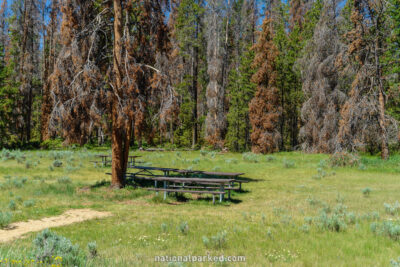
xmin=0 ymin=209 xmax=112 ymax=243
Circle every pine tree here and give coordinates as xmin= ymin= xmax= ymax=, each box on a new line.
xmin=249 ymin=11 xmax=281 ymax=154
xmin=175 ymin=0 xmax=205 ymax=148
xmin=225 ymin=47 xmax=256 ymax=152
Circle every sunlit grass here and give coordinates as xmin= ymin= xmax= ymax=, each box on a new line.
xmin=0 ymin=149 xmax=400 ymax=266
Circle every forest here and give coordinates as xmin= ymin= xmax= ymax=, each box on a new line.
xmin=0 ymin=0 xmax=400 ymax=184
xmin=1 ymin=0 xmax=400 ymax=265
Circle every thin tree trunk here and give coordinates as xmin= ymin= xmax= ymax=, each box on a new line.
xmin=111 ymin=0 xmax=127 ymax=188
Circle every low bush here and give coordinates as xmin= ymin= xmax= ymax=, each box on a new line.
xmin=178 ymin=222 xmax=189 ymax=235
xmin=371 ymin=221 xmax=400 ymax=240
xmin=87 ymin=241 xmax=98 ymax=258
xmin=202 ymin=230 xmax=228 ymax=249
xmin=283 ymin=158 xmax=295 ymax=168
xmin=329 ymin=152 xmax=360 ymax=167
xmin=53 ymin=160 xmax=63 ymax=168
xmin=362 ymin=187 xmax=372 ymax=197
xmin=23 ymin=199 xmax=36 ymax=208
xmin=384 ymin=202 xmax=400 ymax=215
xmin=57 ymin=176 xmax=72 ymax=184
xmin=0 ymin=211 xmax=12 ymax=228
xmin=32 ymin=229 xmax=86 ymax=266
xmin=242 ymin=152 xmax=258 ymax=163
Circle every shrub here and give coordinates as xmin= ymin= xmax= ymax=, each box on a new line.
xmin=362 ymin=187 xmax=372 ymax=197
xmin=32 ymin=229 xmax=86 ymax=266
xmin=242 ymin=152 xmax=258 ymax=163
xmin=200 ymin=150 xmax=208 ymax=156
xmin=0 ymin=211 xmax=12 ymax=228
xmin=202 ymin=230 xmax=228 ymax=249
xmin=57 ymin=176 xmax=72 ymax=184
xmin=391 ymin=257 xmax=400 ymax=267
xmin=178 ymin=222 xmax=189 ymax=235
xmin=8 ymin=200 xmax=16 ymax=211
xmin=40 ymin=139 xmax=63 ymax=150
xmin=299 ymin=224 xmax=310 ymax=233
xmin=371 ymin=221 xmax=400 ymax=240
xmin=87 ymin=241 xmax=98 ymax=258
xmin=329 ymin=152 xmax=360 ymax=167
xmin=161 ymin=223 xmax=168 ymax=233
xmin=192 ymin=158 xmax=200 ymax=164
xmin=266 ymin=155 xmax=276 ymax=162
xmin=53 ymin=160 xmax=63 ymax=167
xmin=384 ymin=202 xmax=400 ymax=215
xmin=283 ymin=158 xmax=295 ymax=168
xmin=23 ymin=199 xmax=36 ymax=208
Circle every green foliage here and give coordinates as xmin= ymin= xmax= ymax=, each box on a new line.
xmin=225 ymin=48 xmax=256 ymax=152
xmin=371 ymin=221 xmax=400 ymax=241
xmin=53 ymin=160 xmax=63 ymax=168
xmin=32 ymin=229 xmax=86 ymax=266
xmin=87 ymin=241 xmax=98 ymax=258
xmin=23 ymin=199 xmax=36 ymax=208
xmin=384 ymin=202 xmax=400 ymax=215
xmin=362 ymin=187 xmax=372 ymax=197
xmin=242 ymin=152 xmax=259 ymax=163
xmin=57 ymin=176 xmax=72 ymax=184
xmin=8 ymin=200 xmax=16 ymax=211
xmin=0 ymin=211 xmax=12 ymax=228
xmin=283 ymin=158 xmax=295 ymax=168
xmin=202 ymin=230 xmax=228 ymax=249
xmin=178 ymin=221 xmax=189 ymax=235
xmin=40 ymin=139 xmax=63 ymax=150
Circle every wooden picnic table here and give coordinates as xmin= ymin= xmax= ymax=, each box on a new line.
xmin=128 ymin=165 xmax=179 ymax=176
xmin=131 ymin=176 xmax=234 ymax=204
xmin=93 ymin=155 xmax=141 ymax=167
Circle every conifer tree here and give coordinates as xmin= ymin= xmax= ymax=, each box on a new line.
xmin=249 ymin=11 xmax=281 ymax=153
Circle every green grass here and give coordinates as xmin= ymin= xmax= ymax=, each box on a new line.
xmin=1 ymin=149 xmax=400 ymax=266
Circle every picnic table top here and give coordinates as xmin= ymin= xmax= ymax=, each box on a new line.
xmin=95 ymin=155 xmax=141 ymax=158
xmin=128 ymin=165 xmax=179 ymax=172
xmin=201 ymin=171 xmax=245 ymax=176
xmin=133 ymin=176 xmax=235 ymax=184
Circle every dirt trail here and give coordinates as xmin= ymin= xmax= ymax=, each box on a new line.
xmin=0 ymin=209 xmax=112 ymax=243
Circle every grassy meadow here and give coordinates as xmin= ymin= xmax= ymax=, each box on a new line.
xmin=0 ymin=149 xmax=400 ymax=266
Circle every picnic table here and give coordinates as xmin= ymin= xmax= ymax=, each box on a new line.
xmin=128 ymin=166 xmax=248 ymax=190
xmin=131 ymin=176 xmax=235 ymax=204
xmin=128 ymin=165 xmax=179 ymax=176
xmin=92 ymin=155 xmax=141 ymax=167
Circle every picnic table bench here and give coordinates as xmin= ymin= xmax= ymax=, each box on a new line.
xmin=131 ymin=176 xmax=234 ymax=204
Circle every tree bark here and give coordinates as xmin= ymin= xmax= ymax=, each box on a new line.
xmin=111 ymin=0 xmax=128 ymax=188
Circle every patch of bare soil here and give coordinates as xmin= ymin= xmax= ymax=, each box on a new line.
xmin=0 ymin=209 xmax=112 ymax=243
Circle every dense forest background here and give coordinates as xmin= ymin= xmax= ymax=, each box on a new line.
xmin=0 ymin=0 xmax=399 ymax=159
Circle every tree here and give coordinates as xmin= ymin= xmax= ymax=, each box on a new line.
xmin=225 ymin=47 xmax=256 ymax=152
xmin=51 ymin=0 xmax=170 ymax=187
xmin=175 ymin=0 xmax=205 ymax=148
xmin=205 ymin=0 xmax=227 ymax=148
xmin=41 ymin=0 xmax=60 ymax=141
xmin=337 ymin=0 xmax=397 ymax=159
xmin=299 ymin=0 xmax=346 ymax=153
xmin=249 ymin=11 xmax=281 ymax=154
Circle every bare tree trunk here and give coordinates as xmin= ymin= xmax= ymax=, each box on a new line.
xmin=191 ymin=29 xmax=199 ymax=149
xmin=111 ymin=0 xmax=128 ymax=188
xmin=378 ymin=89 xmax=389 ymax=160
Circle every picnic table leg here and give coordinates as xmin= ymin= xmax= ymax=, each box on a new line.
xmin=219 ymin=184 xmax=224 ymax=203
xmin=212 ymin=195 xmax=215 ymax=205
xmin=155 ymin=181 xmax=158 ymax=196
xmin=163 ymin=181 xmax=167 ymax=200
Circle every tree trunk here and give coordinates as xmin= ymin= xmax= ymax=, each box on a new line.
xmin=378 ymin=89 xmax=389 ymax=160
xmin=111 ymin=0 xmax=127 ymax=188
xmin=191 ymin=44 xmax=198 ymax=149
